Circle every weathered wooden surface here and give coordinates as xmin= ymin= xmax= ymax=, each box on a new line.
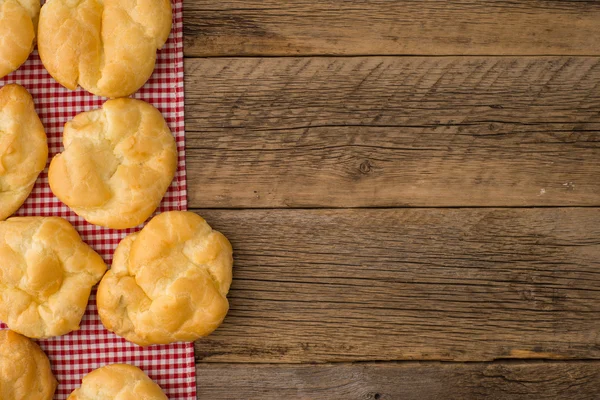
xmin=192 ymin=208 xmax=600 ymax=363
xmin=185 ymin=57 xmax=600 ymax=208
xmin=196 ymin=361 xmax=600 ymax=399
xmin=184 ymin=1 xmax=600 ymax=396
xmin=183 ymin=1 xmax=600 ymax=56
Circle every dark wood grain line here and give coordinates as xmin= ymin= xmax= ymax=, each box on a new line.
xmin=184 ymin=57 xmax=600 ymax=208
xmin=196 ymin=361 xmax=600 ymax=400
xmin=183 ymin=0 xmax=600 ymax=56
xmin=192 ymin=208 xmax=600 ymax=363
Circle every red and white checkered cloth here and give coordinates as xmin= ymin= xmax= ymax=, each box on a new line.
xmin=0 ymin=1 xmax=196 ymax=399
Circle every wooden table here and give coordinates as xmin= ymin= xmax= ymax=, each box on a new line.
xmin=183 ymin=2 xmax=600 ymax=398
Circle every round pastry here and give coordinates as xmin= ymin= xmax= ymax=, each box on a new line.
xmin=38 ymin=0 xmax=172 ymax=98
xmin=0 ymin=330 xmax=57 ymax=400
xmin=97 ymin=211 xmax=233 ymax=346
xmin=0 ymin=0 xmax=39 ymax=78
xmin=67 ymin=364 xmax=167 ymax=400
xmin=0 ymin=217 xmax=107 ymax=338
xmin=0 ymin=84 xmax=48 ymax=221
xmin=48 ymin=98 xmax=177 ymax=229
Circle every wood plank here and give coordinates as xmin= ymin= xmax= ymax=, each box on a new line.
xmin=183 ymin=1 xmax=600 ymax=56
xmin=184 ymin=57 xmax=600 ymax=208
xmin=197 ymin=362 xmax=600 ymax=399
xmin=193 ymin=208 xmax=600 ymax=363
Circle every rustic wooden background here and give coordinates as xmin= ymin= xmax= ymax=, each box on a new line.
xmin=184 ymin=1 xmax=600 ymax=398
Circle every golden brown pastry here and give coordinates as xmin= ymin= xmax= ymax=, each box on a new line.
xmin=0 ymin=217 xmax=107 ymax=338
xmin=48 ymin=98 xmax=177 ymax=229
xmin=0 ymin=330 xmax=57 ymax=400
xmin=38 ymin=0 xmax=172 ymax=98
xmin=0 ymin=84 xmax=48 ymax=221
xmin=97 ymin=211 xmax=233 ymax=346
xmin=0 ymin=0 xmax=39 ymax=78
xmin=67 ymin=364 xmax=167 ymax=400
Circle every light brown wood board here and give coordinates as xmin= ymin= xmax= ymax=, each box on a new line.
xmin=185 ymin=57 xmax=600 ymax=208
xmin=196 ymin=361 xmax=600 ymax=399
xmin=192 ymin=208 xmax=600 ymax=363
xmin=183 ymin=1 xmax=600 ymax=56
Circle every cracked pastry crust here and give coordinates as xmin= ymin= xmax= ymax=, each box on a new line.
xmin=0 ymin=84 xmax=48 ymax=221
xmin=67 ymin=364 xmax=167 ymax=400
xmin=0 ymin=330 xmax=57 ymax=400
xmin=37 ymin=0 xmax=172 ymax=98
xmin=0 ymin=0 xmax=39 ymax=79
xmin=48 ymin=98 xmax=177 ymax=229
xmin=0 ymin=217 xmax=107 ymax=338
xmin=97 ymin=211 xmax=233 ymax=346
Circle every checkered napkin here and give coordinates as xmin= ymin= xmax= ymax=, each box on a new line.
xmin=0 ymin=1 xmax=197 ymax=399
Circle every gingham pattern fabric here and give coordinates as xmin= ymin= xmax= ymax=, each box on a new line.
xmin=0 ymin=1 xmax=196 ymax=399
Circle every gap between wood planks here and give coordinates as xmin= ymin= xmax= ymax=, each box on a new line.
xmin=185 ymin=54 xmax=600 ymax=58
xmin=196 ymin=359 xmax=600 ymax=365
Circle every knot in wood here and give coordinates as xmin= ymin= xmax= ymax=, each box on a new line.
xmin=359 ymin=159 xmax=373 ymax=174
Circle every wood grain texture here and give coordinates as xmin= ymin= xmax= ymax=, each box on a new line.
xmin=183 ymin=1 xmax=600 ymax=56
xmin=197 ymin=362 xmax=600 ymax=400
xmin=185 ymin=57 xmax=600 ymax=208
xmin=193 ymin=208 xmax=600 ymax=363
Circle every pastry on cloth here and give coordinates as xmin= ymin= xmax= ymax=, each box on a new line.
xmin=0 ymin=0 xmax=39 ymax=78
xmin=0 ymin=84 xmax=48 ymax=221
xmin=37 ymin=0 xmax=172 ymax=98
xmin=0 ymin=330 xmax=57 ymax=400
xmin=97 ymin=211 xmax=233 ymax=346
xmin=0 ymin=217 xmax=107 ymax=338
xmin=67 ymin=364 xmax=167 ymax=400
xmin=48 ymin=98 xmax=177 ymax=229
